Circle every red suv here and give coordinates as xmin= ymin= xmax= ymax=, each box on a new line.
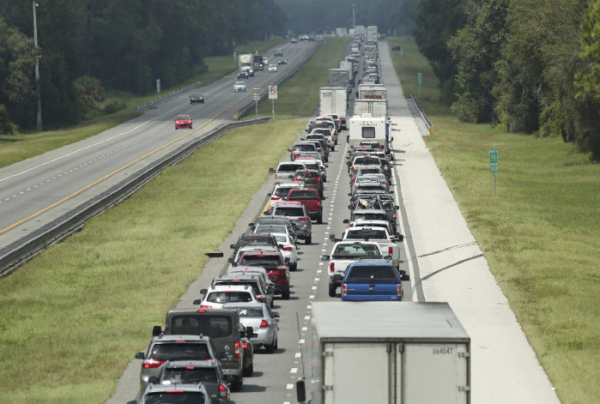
xmin=235 ymin=250 xmax=290 ymax=300
xmin=286 ymin=188 xmax=323 ymax=223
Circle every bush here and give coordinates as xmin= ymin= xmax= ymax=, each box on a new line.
xmin=103 ymin=101 xmax=127 ymax=115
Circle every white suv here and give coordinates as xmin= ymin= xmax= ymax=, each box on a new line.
xmin=199 ymin=284 xmax=258 ymax=309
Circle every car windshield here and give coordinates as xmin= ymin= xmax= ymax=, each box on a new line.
xmin=206 ymin=291 xmax=253 ymax=303
xmin=274 ymin=207 xmax=305 ymax=216
xmin=162 ymin=367 xmax=218 ymax=384
xmin=170 ymin=315 xmax=233 ymax=338
xmin=332 ymin=244 xmax=382 ymax=258
xmin=346 ymin=265 xmax=398 ymax=281
xmin=216 ymin=281 xmax=260 ymax=295
xmin=346 ymin=229 xmax=388 ymax=240
xmin=190 ymin=94 xmax=200 ymax=98
xmin=144 ymin=392 xmax=206 ymax=404
xmin=177 ymin=116 xmax=190 ymax=120
xmin=269 ymin=64 xmax=276 ymax=67
xmin=353 ymin=213 xmax=388 ymax=221
xmin=274 ymin=235 xmax=288 ymax=243
xmin=149 ymin=343 xmax=211 ymax=362
xmin=241 ymin=255 xmax=282 ymax=266
xmin=228 ymin=307 xmax=264 ymax=318
xmin=274 ymin=187 xmax=293 ymax=197
xmin=235 ymin=82 xmax=244 ymax=85
xmin=278 ymin=164 xmax=305 ymax=172
xmin=288 ymin=190 xmax=319 ymax=199
xmin=292 ymin=145 xmax=316 ymax=151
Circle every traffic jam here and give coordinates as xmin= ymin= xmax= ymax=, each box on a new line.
xmin=133 ymin=26 xmax=407 ymax=404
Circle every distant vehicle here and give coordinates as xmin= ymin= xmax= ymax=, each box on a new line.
xmin=291 ymin=38 xmax=298 ymax=43
xmin=189 ymin=94 xmax=204 ymax=104
xmin=238 ymin=53 xmax=255 ymax=76
xmin=392 ymin=45 xmax=400 ymax=50
xmin=234 ymin=81 xmax=247 ymax=92
xmin=237 ymin=70 xmax=249 ymax=80
xmin=274 ymin=48 xmax=283 ymax=57
xmin=278 ymin=59 xmax=287 ymax=65
xmin=268 ymin=64 xmax=278 ymax=73
xmin=174 ymin=115 xmax=192 ymax=129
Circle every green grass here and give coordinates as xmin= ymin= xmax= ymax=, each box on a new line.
xmin=253 ymin=38 xmax=349 ymax=120
xmin=388 ymin=37 xmax=600 ymax=403
xmin=0 ymin=38 xmax=285 ymax=170
xmin=0 ymin=119 xmax=305 ymax=404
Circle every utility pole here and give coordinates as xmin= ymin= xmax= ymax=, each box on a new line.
xmin=353 ymin=4 xmax=356 ymax=31
xmin=33 ymin=1 xmax=42 ymax=131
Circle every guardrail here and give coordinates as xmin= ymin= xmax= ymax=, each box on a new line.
xmin=235 ymin=40 xmax=322 ymax=119
xmin=0 ymin=117 xmax=271 ymax=278
xmin=137 ymin=81 xmax=202 ymax=112
xmin=411 ymin=93 xmax=435 ymax=135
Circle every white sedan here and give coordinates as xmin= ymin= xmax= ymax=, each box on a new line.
xmin=268 ymin=64 xmax=278 ymax=73
xmin=272 ymin=233 xmax=297 ymax=271
xmin=234 ymin=81 xmax=247 ymax=92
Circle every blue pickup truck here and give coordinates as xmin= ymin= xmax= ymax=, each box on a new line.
xmin=339 ymin=261 xmax=409 ymax=301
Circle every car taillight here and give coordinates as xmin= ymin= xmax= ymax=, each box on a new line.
xmin=283 ymin=247 xmax=293 ymax=251
xmin=200 ymin=305 xmax=212 ymax=308
xmin=219 ymin=385 xmax=228 ymax=397
xmin=330 ymin=262 xmax=335 ymax=272
xmin=293 ymin=177 xmax=299 ymax=181
xmin=351 ymin=167 xmax=354 ymax=171
xmin=234 ymin=342 xmax=240 ymax=358
xmin=260 ymin=320 xmax=269 ymax=328
xmin=299 ymin=217 xmax=309 ymax=221
xmin=342 ymin=284 xmax=347 ymax=296
xmin=389 ymin=246 xmax=393 ymax=255
xmin=271 ymin=196 xmax=281 ymax=200
xmin=143 ymin=358 xmax=164 ymax=369
xmin=349 ymin=223 xmax=353 ymax=227
xmin=393 ymin=214 xmax=397 ymax=221
xmin=242 ymin=342 xmax=249 ymax=349
xmin=317 ymin=201 xmax=321 ymax=206
xmin=257 ymin=294 xmax=266 ymax=301
xmin=275 ymin=174 xmax=278 ymax=179
xmin=397 ymin=284 xmax=402 ymax=296
xmin=352 ymin=176 xmax=356 ymax=180
xmin=197 ymin=309 xmax=206 ymax=313
xmin=354 ymin=185 xmax=357 ymax=188
xmin=314 ymin=177 xmax=321 ymax=181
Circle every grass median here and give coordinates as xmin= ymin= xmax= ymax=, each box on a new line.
xmin=0 ymin=118 xmax=305 ymax=404
xmin=253 ymin=37 xmax=349 ymax=120
xmin=387 ymin=37 xmax=600 ymax=403
xmin=0 ymin=38 xmax=285 ymax=170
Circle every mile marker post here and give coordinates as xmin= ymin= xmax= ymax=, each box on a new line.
xmin=269 ymin=85 xmax=278 ymax=122
xmin=489 ymin=148 xmax=498 ymax=196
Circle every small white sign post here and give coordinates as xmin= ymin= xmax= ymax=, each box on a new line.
xmin=268 ymin=85 xmax=278 ymax=121
xmin=156 ymin=79 xmax=161 ymax=97
xmin=253 ymin=88 xmax=261 ymax=118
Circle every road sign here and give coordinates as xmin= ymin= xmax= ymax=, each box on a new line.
xmin=489 ymin=149 xmax=498 ymax=173
xmin=400 ymin=47 xmax=403 ymax=55
xmin=418 ymin=73 xmax=422 ymax=86
xmin=268 ymin=85 xmax=278 ymax=100
xmin=233 ymin=51 xmax=236 ymax=63
xmin=253 ymin=87 xmax=261 ymax=101
xmin=156 ymin=79 xmax=161 ymax=96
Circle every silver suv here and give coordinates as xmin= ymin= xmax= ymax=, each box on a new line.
xmin=139 ymin=381 xmax=211 ymax=404
xmin=264 ymin=202 xmax=312 ymax=244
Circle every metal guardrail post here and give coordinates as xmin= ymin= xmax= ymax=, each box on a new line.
xmin=411 ymin=93 xmax=434 ymax=135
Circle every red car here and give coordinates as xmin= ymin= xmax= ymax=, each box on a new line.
xmin=174 ymin=115 xmax=192 ymax=129
xmin=236 ymin=250 xmax=290 ymax=300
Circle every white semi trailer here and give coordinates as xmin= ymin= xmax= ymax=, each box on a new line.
xmin=296 ymin=302 xmax=471 ymax=404
xmin=353 ymin=99 xmax=388 ymax=119
xmin=319 ymin=87 xmax=347 ymax=124
xmin=358 ymin=84 xmax=387 ymax=100
xmin=238 ymin=54 xmax=254 ymax=76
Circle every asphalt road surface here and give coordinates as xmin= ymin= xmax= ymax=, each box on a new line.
xmin=0 ymin=40 xmax=316 ymax=250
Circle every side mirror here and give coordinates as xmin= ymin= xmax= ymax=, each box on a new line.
xmin=329 ymin=234 xmax=336 ymax=241
xmin=246 ymin=326 xmax=256 ymax=338
xmin=152 ymin=326 xmax=161 ymax=337
xmin=267 ymin=287 xmax=274 ymax=294
xmin=285 ymin=257 xmax=291 ymax=263
xmin=200 ymin=288 xmax=208 ymax=295
xmin=205 ymin=252 xmax=224 ymax=258
xmin=300 ymin=138 xmax=305 ymax=141
xmin=287 ymin=149 xmax=292 ymax=152
xmin=278 ymin=244 xmax=285 ymax=248
xmin=333 ymin=274 xmax=343 ymax=282
xmin=347 ymin=205 xmax=353 ymax=209
xmin=395 ymin=234 xmax=404 ymax=242
xmin=269 ymin=168 xmax=275 ymax=174
xmin=135 ymin=352 xmax=145 ymax=360
xmin=272 ymin=312 xmax=280 ymax=318
xmin=248 ymin=223 xmax=255 ymax=227
xmin=391 ymin=137 xmax=394 ymax=142
xmin=343 ymin=219 xmax=349 ymax=224
xmin=227 ymin=257 xmax=235 ymax=264
xmin=267 ymin=193 xmax=272 ymax=197
xmin=395 ymin=206 xmax=400 ymax=210
xmin=320 ymin=255 xmax=330 ymax=261
xmin=347 ymin=193 xmax=352 ymax=196
xmin=389 ymin=190 xmax=394 ymax=194
xmin=230 ymin=244 xmax=236 ymax=249
xmin=148 ymin=376 xmax=157 ymax=384
xmin=325 ymin=165 xmax=329 ymax=168
xmin=401 ymin=274 xmax=410 ymax=281
xmin=296 ymin=378 xmax=307 ymax=403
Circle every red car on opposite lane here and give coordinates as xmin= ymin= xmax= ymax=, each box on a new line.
xmin=175 ymin=115 xmax=193 ymax=129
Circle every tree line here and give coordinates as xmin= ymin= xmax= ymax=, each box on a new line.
xmin=0 ymin=0 xmax=286 ymax=133
xmin=274 ymin=0 xmax=420 ymax=38
xmin=415 ymin=0 xmax=600 ymax=160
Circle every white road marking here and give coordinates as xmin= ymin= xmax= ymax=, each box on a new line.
xmin=286 ymin=384 xmax=294 ymax=390
xmin=291 ymin=368 xmax=298 ymax=373
xmin=299 ymin=339 xmax=305 ymax=344
xmin=309 ymin=295 xmax=315 ymax=299
xmin=295 ymin=352 xmax=302 ymax=358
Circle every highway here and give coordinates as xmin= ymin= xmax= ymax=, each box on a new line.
xmin=0 ymin=40 xmax=316 ymax=251
xmin=106 ymin=38 xmax=420 ymax=404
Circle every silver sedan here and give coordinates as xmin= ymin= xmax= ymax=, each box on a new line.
xmin=223 ymin=303 xmax=279 ymax=352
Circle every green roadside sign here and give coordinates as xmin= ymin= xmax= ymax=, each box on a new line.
xmin=418 ymin=73 xmax=422 ymax=86
xmin=490 ymin=149 xmax=498 ymax=173
xmin=400 ymin=47 xmax=403 ymax=55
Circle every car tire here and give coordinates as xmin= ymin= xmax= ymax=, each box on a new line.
xmin=282 ymin=289 xmax=290 ymax=300
xmin=329 ymin=284 xmax=337 ymax=298
xmin=243 ymin=361 xmax=253 ymax=377
xmin=290 ymin=262 xmax=297 ymax=271
xmin=175 ymin=127 xmax=178 ymax=130
xmin=317 ymin=214 xmax=323 ymax=224
xmin=230 ymin=376 xmax=243 ymax=392
xmin=305 ymin=236 xmax=312 ymax=245
xmin=190 ymin=125 xmax=192 ymax=129
xmin=266 ymin=337 xmax=276 ymax=353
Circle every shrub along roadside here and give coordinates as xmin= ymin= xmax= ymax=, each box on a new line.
xmin=0 ymin=119 xmax=305 ymax=404
xmin=387 ymin=38 xmax=600 ymax=403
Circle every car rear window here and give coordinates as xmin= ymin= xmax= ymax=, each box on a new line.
xmin=206 ymin=291 xmax=253 ymax=304
xmin=274 ymin=207 xmax=305 ymax=217
xmin=149 ymin=343 xmax=211 ymax=362
xmin=346 ymin=229 xmax=387 ymax=239
xmin=144 ymin=392 xmax=206 ymax=404
xmin=229 ymin=307 xmax=264 ymax=318
xmin=215 ymin=280 xmax=260 ymax=295
xmin=292 ymin=144 xmax=316 ymax=151
xmin=354 ymin=157 xmax=381 ymax=165
xmin=313 ymin=129 xmax=330 ymax=136
xmin=332 ymin=244 xmax=382 ymax=258
xmin=239 ymin=237 xmax=274 ymax=247
xmin=241 ymin=255 xmax=283 ymax=266
xmin=353 ymin=213 xmax=388 ymax=221
xmin=274 ymin=186 xmax=294 ymax=197
xmin=288 ymin=190 xmax=319 ymax=200
xmin=346 ymin=265 xmax=398 ymax=281
xmin=162 ymin=367 xmax=218 ymax=384
xmin=255 ymin=225 xmax=287 ymax=234
xmin=296 ymin=171 xmax=320 ymax=178
xmin=278 ymin=164 xmax=304 ymax=172
xmin=170 ymin=315 xmax=233 ymax=338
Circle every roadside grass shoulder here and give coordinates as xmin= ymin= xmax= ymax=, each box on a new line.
xmin=0 ymin=119 xmax=305 ymax=404
xmin=0 ymin=38 xmax=285 ymax=170
xmin=254 ymin=38 xmax=349 ymax=119
xmin=387 ymin=37 xmax=600 ymax=403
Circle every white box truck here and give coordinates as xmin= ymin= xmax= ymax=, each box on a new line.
xmin=320 ymin=87 xmax=347 ymax=127
xmin=296 ymin=302 xmax=471 ymax=404
xmin=348 ymin=115 xmax=390 ymax=152
xmin=329 ymin=69 xmax=351 ymax=93
xmin=353 ymin=99 xmax=388 ymax=119
xmin=358 ymin=84 xmax=387 ymax=100
xmin=238 ymin=54 xmax=254 ymax=76
xmin=339 ymin=60 xmax=354 ymax=83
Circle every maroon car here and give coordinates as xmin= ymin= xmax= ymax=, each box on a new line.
xmin=175 ymin=114 xmax=193 ymax=129
xmin=236 ymin=250 xmax=290 ymax=300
